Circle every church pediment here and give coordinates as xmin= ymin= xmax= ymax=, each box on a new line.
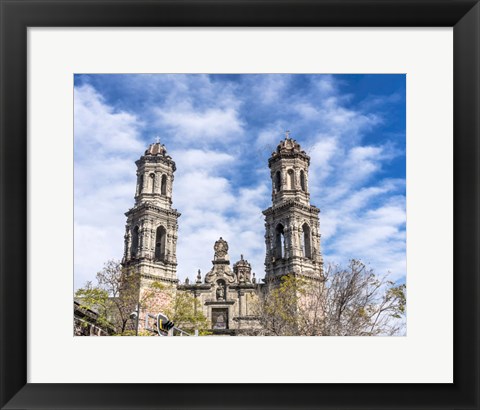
xmin=203 ymin=238 xmax=254 ymax=285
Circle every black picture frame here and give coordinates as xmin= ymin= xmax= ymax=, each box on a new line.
xmin=1 ymin=1 xmax=479 ymax=409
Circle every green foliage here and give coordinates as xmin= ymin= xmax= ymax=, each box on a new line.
xmin=74 ymin=283 xmax=113 ymax=331
xmin=164 ymin=291 xmax=210 ymax=335
xmin=76 ymin=261 xmax=210 ymax=336
xmin=260 ymin=274 xmax=307 ymax=335
xmin=117 ymin=330 xmax=153 ymax=336
xmin=75 ymin=260 xmax=142 ymax=335
xmin=150 ymin=281 xmax=167 ymax=291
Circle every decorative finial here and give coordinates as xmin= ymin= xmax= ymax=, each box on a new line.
xmin=155 ymin=136 xmax=160 ymax=144
xmin=240 ymin=254 xmax=244 ymax=260
xmin=185 ymin=277 xmax=190 ymax=285
xmin=196 ymin=269 xmax=202 ymax=284
xmin=285 ymin=130 xmax=291 ymax=140
xmin=252 ymin=272 xmax=256 ymax=284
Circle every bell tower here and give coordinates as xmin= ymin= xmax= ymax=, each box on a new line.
xmin=263 ymin=133 xmax=323 ymax=281
xmin=122 ymin=141 xmax=180 ymax=284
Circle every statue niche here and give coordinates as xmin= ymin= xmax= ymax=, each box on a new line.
xmin=216 ymin=280 xmax=226 ymax=301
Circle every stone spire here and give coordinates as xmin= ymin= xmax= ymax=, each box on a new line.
xmin=263 ymin=133 xmax=323 ymax=281
xmin=122 ymin=140 xmax=180 ymax=284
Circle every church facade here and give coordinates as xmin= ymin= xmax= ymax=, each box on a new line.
xmin=121 ymin=135 xmax=323 ymax=335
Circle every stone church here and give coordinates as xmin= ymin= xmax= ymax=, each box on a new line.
xmin=121 ymin=135 xmax=323 ymax=335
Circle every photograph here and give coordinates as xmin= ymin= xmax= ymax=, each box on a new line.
xmin=73 ymin=73 xmax=406 ymax=336
xmin=3 ymin=0 xmax=479 ymax=407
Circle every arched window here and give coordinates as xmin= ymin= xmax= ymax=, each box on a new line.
xmin=287 ymin=169 xmax=294 ymax=190
xmin=131 ymin=226 xmax=139 ymax=257
xmin=300 ymin=170 xmax=306 ymax=191
xmin=150 ymin=173 xmax=156 ymax=193
xmin=161 ymin=175 xmax=167 ymax=195
xmin=302 ymin=223 xmax=312 ymax=259
xmin=139 ymin=175 xmax=144 ymax=193
xmin=275 ymin=224 xmax=285 ymax=259
xmin=275 ymin=171 xmax=282 ymax=192
xmin=155 ymin=226 xmax=166 ymax=261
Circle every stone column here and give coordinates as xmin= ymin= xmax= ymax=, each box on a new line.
xmin=154 ymin=171 xmax=160 ymax=194
xmin=167 ymin=175 xmax=173 ymax=198
xmin=139 ymin=220 xmax=145 ymax=258
xmin=148 ymin=223 xmax=155 ymax=260
xmin=140 ymin=173 xmax=146 ymax=196
xmin=135 ymin=175 xmax=140 ymax=196
xmin=171 ymin=231 xmax=178 ymax=264
xmin=124 ymin=227 xmax=130 ymax=260
xmin=284 ymin=225 xmax=292 ymax=259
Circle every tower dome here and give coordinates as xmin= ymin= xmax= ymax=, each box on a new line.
xmin=233 ymin=254 xmax=252 ymax=284
xmin=269 ymin=134 xmax=310 ymax=167
xmin=145 ymin=142 xmax=169 ymax=157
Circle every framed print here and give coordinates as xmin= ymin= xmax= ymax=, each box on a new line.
xmin=1 ymin=1 xmax=479 ymax=409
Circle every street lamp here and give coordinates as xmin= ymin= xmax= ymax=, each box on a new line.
xmin=130 ymin=304 xmax=140 ymax=336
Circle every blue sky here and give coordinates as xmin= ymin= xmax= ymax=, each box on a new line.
xmin=74 ymin=74 xmax=406 ymax=290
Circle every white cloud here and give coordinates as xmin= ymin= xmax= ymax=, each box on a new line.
xmin=313 ymin=75 xmax=337 ymax=95
xmin=170 ymin=149 xmax=235 ymax=174
xmin=175 ymin=171 xmax=235 ymax=212
xmin=172 ymin=159 xmax=269 ymax=283
xmin=307 ymin=136 xmax=339 ymax=185
xmin=324 ymin=200 xmax=406 ymax=281
xmin=74 ymin=84 xmax=143 ymax=289
xmin=74 ymin=84 xmax=144 ymax=155
xmin=256 ymin=127 xmax=283 ymax=149
xmin=250 ymin=75 xmax=289 ymax=104
xmin=155 ymin=106 xmax=244 ymax=145
xmin=321 ymin=191 xmax=406 ymax=280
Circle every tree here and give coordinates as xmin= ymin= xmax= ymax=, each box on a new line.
xmin=164 ymin=291 xmax=210 ymax=335
xmin=254 ymin=274 xmax=308 ymax=336
xmin=75 ymin=260 xmax=209 ymax=336
xmin=255 ymin=260 xmax=406 ymax=336
xmin=75 ymin=260 xmax=143 ymax=335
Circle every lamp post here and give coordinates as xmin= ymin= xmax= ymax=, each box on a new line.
xmin=130 ymin=304 xmax=140 ymax=336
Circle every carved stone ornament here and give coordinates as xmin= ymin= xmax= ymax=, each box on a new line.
xmin=205 ymin=265 xmax=236 ymax=284
xmin=204 ymin=238 xmax=236 ymax=284
xmin=214 ymin=237 xmax=229 ymax=259
xmin=205 ymin=270 xmax=215 ymax=284
xmin=224 ymin=269 xmax=235 ymax=282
